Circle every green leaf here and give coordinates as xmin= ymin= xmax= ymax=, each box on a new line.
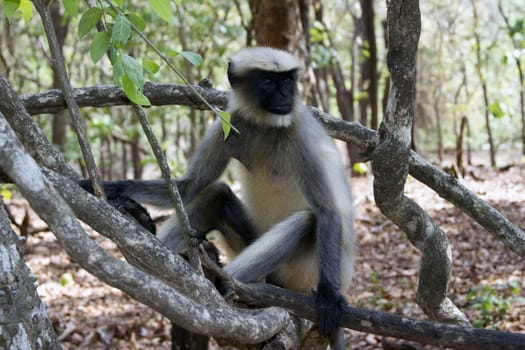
xmin=113 ymin=0 xmax=124 ymax=7
xmin=112 ymin=15 xmax=131 ymax=46
xmin=90 ymin=31 xmax=111 ymax=63
xmin=143 ymin=58 xmax=160 ymax=74
xmin=121 ymin=54 xmax=144 ymax=89
xmin=122 ymin=74 xmax=151 ymax=106
xmin=352 ymin=162 xmax=368 ymax=175
xmin=127 ymin=12 xmax=146 ymax=31
xmin=78 ymin=7 xmax=102 ymax=38
xmin=4 ymin=0 xmax=20 ymax=22
xmin=166 ymin=49 xmax=179 ymax=58
xmin=62 ymin=0 xmax=79 ymax=17
xmin=489 ymin=101 xmax=505 ymax=119
xmin=133 ymin=92 xmax=151 ymax=106
xmin=181 ymin=51 xmax=203 ymax=66
xmin=218 ymin=111 xmax=231 ymax=140
xmin=148 ymin=0 xmax=172 ymax=23
xmin=112 ymin=55 xmax=124 ymax=85
xmin=18 ymin=0 xmax=32 ymax=22
xmin=0 ymin=186 xmax=13 ymax=201
xmin=60 ymin=272 xmax=74 ymax=286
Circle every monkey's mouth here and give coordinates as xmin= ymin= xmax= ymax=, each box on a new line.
xmin=269 ymin=105 xmax=293 ymax=115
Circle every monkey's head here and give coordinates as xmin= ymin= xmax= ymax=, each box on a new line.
xmin=227 ymin=47 xmax=303 ymax=127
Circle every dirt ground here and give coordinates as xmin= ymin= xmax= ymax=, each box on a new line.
xmin=7 ymin=153 xmax=525 ymax=349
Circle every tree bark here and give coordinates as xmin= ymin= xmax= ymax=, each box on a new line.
xmin=0 ymin=201 xmax=61 ymax=350
xmin=471 ymin=0 xmax=496 ymax=167
xmin=358 ymin=0 xmax=378 ymax=130
xmin=248 ymin=0 xmax=300 ymax=52
xmin=498 ymin=2 xmax=525 ymax=156
xmin=371 ymin=0 xmax=468 ymax=324
xmin=50 ymin=0 xmax=69 ymax=151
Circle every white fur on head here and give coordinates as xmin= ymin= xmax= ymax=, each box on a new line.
xmin=228 ymin=47 xmax=302 ymax=75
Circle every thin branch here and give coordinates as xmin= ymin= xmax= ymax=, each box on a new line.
xmin=131 ymin=104 xmax=201 ymax=267
xmin=32 ymin=0 xmax=105 ymax=198
xmin=21 ymin=83 xmax=228 ymax=115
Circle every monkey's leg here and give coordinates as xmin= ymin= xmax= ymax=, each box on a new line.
xmin=224 ymin=210 xmax=315 ymax=284
xmin=158 ymin=182 xmax=257 ymax=255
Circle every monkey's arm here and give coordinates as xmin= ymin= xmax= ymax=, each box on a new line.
xmin=176 ymin=120 xmax=232 ymax=203
xmin=79 ymin=120 xmax=231 ymax=207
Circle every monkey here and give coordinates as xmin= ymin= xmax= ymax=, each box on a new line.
xmin=81 ymin=47 xmax=355 ymax=348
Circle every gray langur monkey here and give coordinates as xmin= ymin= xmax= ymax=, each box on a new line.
xmin=81 ymin=47 xmax=355 ymax=348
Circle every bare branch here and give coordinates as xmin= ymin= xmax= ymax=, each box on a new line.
xmin=20 ymin=83 xmax=228 ymax=115
xmin=131 ymin=104 xmax=200 ymax=267
xmin=33 ymin=0 xmax=104 ymax=197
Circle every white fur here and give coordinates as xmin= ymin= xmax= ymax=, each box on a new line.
xmin=239 ymin=164 xmax=308 ymax=233
xmin=228 ymin=47 xmax=302 ymax=75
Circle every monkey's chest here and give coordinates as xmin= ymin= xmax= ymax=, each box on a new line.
xmin=239 ymin=167 xmax=307 ymax=234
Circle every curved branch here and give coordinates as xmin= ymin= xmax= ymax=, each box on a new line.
xmin=0 ymin=74 xmax=78 ymax=180
xmin=375 ymin=0 xmax=466 ymax=323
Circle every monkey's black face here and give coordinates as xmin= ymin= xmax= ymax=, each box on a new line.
xmin=253 ymin=70 xmax=297 ymax=115
xmin=229 ymin=68 xmax=298 ymax=115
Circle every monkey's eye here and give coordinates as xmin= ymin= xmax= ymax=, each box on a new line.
xmin=261 ymin=78 xmax=275 ymax=88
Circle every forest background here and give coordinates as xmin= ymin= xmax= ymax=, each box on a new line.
xmin=1 ymin=0 xmax=525 ymax=349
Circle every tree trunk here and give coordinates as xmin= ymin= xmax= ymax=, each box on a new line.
xmin=358 ymin=0 xmax=378 ymax=130
xmin=498 ymin=2 xmax=525 ymax=156
xmin=50 ymin=1 xmax=69 ymax=151
xmin=249 ymin=0 xmax=299 ymax=51
xmin=0 ymin=201 xmax=61 ymax=350
xmin=248 ymin=0 xmax=313 ymax=101
xmin=471 ymin=0 xmax=496 ymax=167
xmin=456 ymin=116 xmax=471 ymax=175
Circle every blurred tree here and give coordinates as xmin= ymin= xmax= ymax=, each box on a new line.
xmin=357 ymin=0 xmax=378 ymax=131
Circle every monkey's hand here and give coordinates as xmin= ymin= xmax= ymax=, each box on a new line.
xmin=314 ymin=280 xmax=346 ymax=339
xmin=78 ymin=180 xmax=156 ymax=234
xmin=109 ymin=196 xmax=156 ymax=234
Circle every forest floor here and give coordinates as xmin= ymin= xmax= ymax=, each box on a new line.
xmin=10 ymin=151 xmax=525 ymax=349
